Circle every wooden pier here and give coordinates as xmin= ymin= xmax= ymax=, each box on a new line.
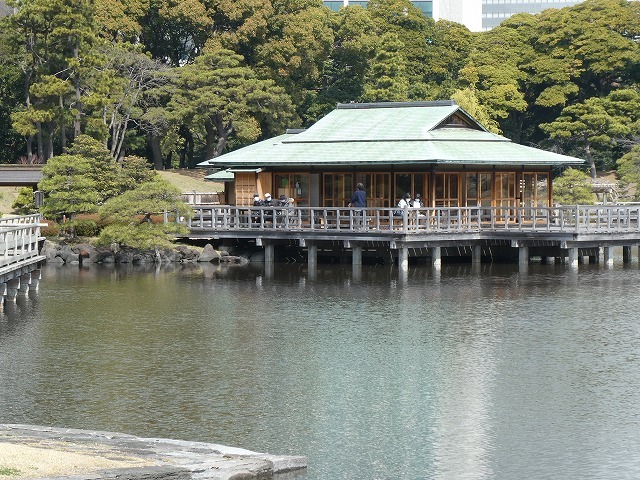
xmin=0 ymin=214 xmax=45 ymax=307
xmin=184 ymin=204 xmax=640 ymax=270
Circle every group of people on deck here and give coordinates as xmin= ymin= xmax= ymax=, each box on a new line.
xmin=252 ymin=192 xmax=295 ymax=225
xmin=397 ymin=192 xmax=424 ymax=212
xmin=252 ymin=192 xmax=293 ymax=208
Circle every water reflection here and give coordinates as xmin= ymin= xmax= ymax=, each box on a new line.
xmin=2 ymin=261 xmax=640 ymax=479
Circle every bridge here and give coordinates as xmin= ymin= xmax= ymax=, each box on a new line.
xmin=0 ymin=214 xmax=45 ymax=308
xmin=185 ymin=204 xmax=640 ymax=270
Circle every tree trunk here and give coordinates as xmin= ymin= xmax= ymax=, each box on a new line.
xmin=206 ymin=112 xmax=233 ymax=160
xmin=204 ymin=118 xmax=216 ymax=161
xmin=24 ymin=66 xmax=33 ymax=162
xmin=148 ymin=133 xmax=163 ymax=170
xmin=178 ymin=124 xmax=194 ymax=168
xmin=26 ymin=135 xmax=34 ymax=163
xmin=36 ymin=121 xmax=44 ymax=160
xmin=60 ymin=94 xmax=67 ymax=152
xmin=46 ymin=130 xmax=54 ymax=160
xmin=584 ymin=133 xmax=596 ymax=179
xmin=73 ymin=42 xmax=82 ymax=138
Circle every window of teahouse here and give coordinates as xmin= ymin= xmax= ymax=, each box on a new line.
xmin=434 ymin=173 xmax=460 ymax=207
xmin=323 ymin=173 xmax=353 ymax=207
xmin=465 ymin=172 xmax=493 ymax=208
xmin=394 ymin=173 xmax=428 ymax=206
xmin=323 ymin=173 xmax=391 ymax=207
xmin=356 ymin=173 xmax=391 ymax=208
xmin=274 ymin=173 xmax=310 ymax=206
xmin=521 ymin=172 xmax=549 ymax=208
xmin=496 ymin=172 xmax=517 ymax=220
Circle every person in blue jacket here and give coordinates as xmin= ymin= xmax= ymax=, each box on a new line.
xmin=348 ymin=183 xmax=367 ymax=228
xmin=348 ymin=183 xmax=367 ymax=208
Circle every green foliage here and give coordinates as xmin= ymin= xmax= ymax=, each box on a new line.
xmin=39 ymin=135 xmax=159 ymax=220
xmin=38 ymin=135 xmax=115 ymax=219
xmin=118 ymin=155 xmax=157 ymax=192
xmin=617 ymin=146 xmax=640 ymax=201
xmin=0 ymin=0 xmax=639 ymax=181
xmin=5 ymin=0 xmax=99 ymax=160
xmin=451 ymin=88 xmax=501 ymax=134
xmin=255 ymin=1 xmax=334 ymax=108
xmin=69 ymin=218 xmax=100 ymax=237
xmin=0 ymin=467 xmax=21 ymax=476
xmin=541 ymin=89 xmax=640 ymax=178
xmin=553 ymin=168 xmax=595 ymax=205
xmin=168 ymin=45 xmax=296 ymax=162
xmin=97 ymin=176 xmax=191 ymax=249
xmin=140 ymin=0 xmax=213 ymax=66
xmin=96 ymin=223 xmax=187 ymax=250
xmin=99 ymin=176 xmax=191 ymax=221
xmin=362 ymin=32 xmax=409 ymax=102
xmin=11 ymin=187 xmax=37 ymax=214
xmin=421 ymin=20 xmax=473 ymax=100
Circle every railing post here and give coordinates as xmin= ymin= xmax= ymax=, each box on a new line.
xmin=402 ymin=208 xmax=408 ymax=233
xmin=575 ymin=205 xmax=580 ymax=233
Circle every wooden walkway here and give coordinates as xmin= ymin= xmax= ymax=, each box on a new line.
xmin=0 ymin=214 xmax=45 ymax=306
xmin=185 ymin=205 xmax=640 ymax=268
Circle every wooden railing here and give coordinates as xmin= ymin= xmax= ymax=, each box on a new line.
xmin=186 ymin=205 xmax=640 ymax=234
xmin=0 ymin=214 xmax=43 ymax=272
xmin=181 ymin=192 xmax=225 ymax=205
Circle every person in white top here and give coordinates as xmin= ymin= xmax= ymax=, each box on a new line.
xmin=398 ymin=192 xmax=411 ymax=209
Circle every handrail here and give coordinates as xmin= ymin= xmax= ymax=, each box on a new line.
xmin=0 ymin=215 xmax=43 ymax=270
xmin=185 ymin=205 xmax=640 ymax=234
xmin=0 ymin=214 xmax=41 ymax=226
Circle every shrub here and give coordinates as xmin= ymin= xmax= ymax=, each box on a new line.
xmin=553 ymin=168 xmax=595 ymax=205
xmin=96 ymin=223 xmax=188 ymax=250
xmin=70 ymin=219 xmax=100 ymax=237
xmin=41 ymin=220 xmax=61 ymax=237
xmin=11 ymin=187 xmax=36 ymax=214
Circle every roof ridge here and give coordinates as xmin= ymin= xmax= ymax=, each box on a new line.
xmin=336 ymin=100 xmax=457 ymax=109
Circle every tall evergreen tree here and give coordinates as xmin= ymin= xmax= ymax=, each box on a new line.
xmin=168 ymin=45 xmax=295 ymax=166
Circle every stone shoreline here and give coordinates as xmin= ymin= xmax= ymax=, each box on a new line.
xmin=41 ymin=241 xmax=264 ymax=266
xmin=0 ymin=424 xmax=306 ymax=480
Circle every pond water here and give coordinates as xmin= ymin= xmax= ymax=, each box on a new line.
xmin=1 ymin=260 xmax=640 ymax=479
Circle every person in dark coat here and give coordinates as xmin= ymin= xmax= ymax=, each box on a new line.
xmin=348 ymin=183 xmax=367 ymax=228
xmin=349 ymin=183 xmax=367 ymax=208
xmin=251 ymin=193 xmax=263 ymax=225
xmin=263 ymin=193 xmax=274 ymax=222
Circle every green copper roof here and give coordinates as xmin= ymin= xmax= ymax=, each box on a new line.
xmin=198 ymin=102 xmax=585 ymax=169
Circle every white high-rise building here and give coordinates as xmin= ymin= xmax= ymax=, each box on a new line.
xmin=433 ymin=0 xmax=482 ymax=32
xmin=322 ymin=0 xmax=586 ymax=32
xmin=482 ymin=1 xmax=584 ymax=31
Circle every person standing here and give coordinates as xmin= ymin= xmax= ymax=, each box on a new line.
xmin=348 ymin=183 xmax=367 ymax=229
xmin=349 ymin=183 xmax=367 ymax=208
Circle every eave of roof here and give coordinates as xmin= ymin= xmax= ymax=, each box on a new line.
xmin=199 ymin=138 xmax=584 ymax=168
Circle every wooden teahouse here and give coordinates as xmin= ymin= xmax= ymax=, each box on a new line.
xmin=199 ymin=100 xmax=584 ymax=211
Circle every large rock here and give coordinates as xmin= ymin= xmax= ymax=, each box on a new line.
xmin=198 ymin=244 xmax=222 ymax=263
xmin=55 ymin=245 xmax=79 ymax=264
xmin=0 ymin=424 xmax=306 ymax=480
xmin=41 ymin=240 xmax=64 ymax=263
xmin=220 ymin=255 xmax=249 ymax=265
xmin=73 ymin=244 xmax=100 ymax=264
xmin=175 ymin=245 xmax=200 ymax=262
